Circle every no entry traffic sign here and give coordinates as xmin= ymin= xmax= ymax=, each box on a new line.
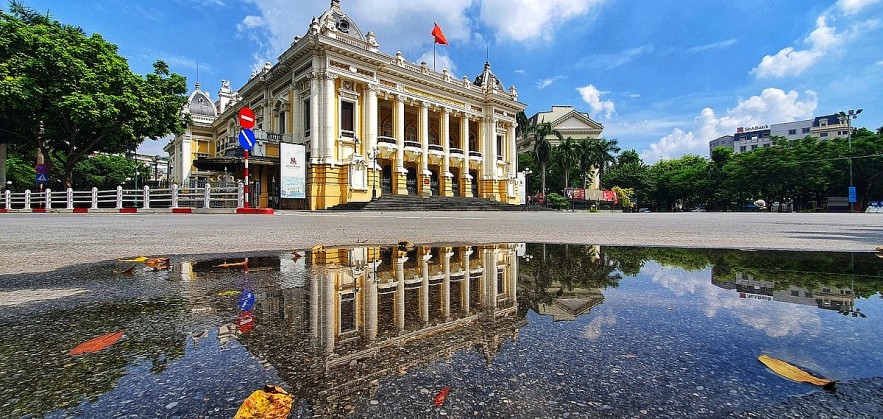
xmin=239 ymin=128 xmax=256 ymax=150
xmin=238 ymin=107 xmax=255 ymax=129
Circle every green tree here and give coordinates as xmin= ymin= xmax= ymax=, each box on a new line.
xmin=525 ymin=120 xmax=562 ymax=197
xmin=552 ymin=137 xmax=579 ymax=188
xmin=72 ymin=154 xmax=142 ymax=190
xmin=0 ymin=2 xmax=187 ymax=188
xmin=587 ymin=138 xmax=620 ymax=189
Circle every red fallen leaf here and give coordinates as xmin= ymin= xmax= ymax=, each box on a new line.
xmin=434 ymin=386 xmax=451 ymax=407
xmin=216 ymin=260 xmax=248 ymax=268
xmin=113 ymin=266 xmax=135 ymax=275
xmin=70 ymin=330 xmax=124 ymax=355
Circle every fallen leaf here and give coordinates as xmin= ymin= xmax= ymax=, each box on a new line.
xmin=70 ymin=330 xmax=124 ymax=355
xmin=234 ymin=385 xmax=293 ymax=419
xmin=216 ymin=260 xmax=248 ymax=268
xmin=311 ymin=244 xmax=325 ymax=252
xmin=117 ymin=256 xmax=148 ymax=262
xmin=112 ymin=266 xmax=136 ymax=275
xmin=620 ymin=354 xmax=639 ymax=358
xmin=433 ymin=386 xmax=451 ymax=407
xmin=875 ymin=245 xmax=883 ymax=252
xmin=218 ymin=290 xmax=240 ymax=297
xmin=145 ymin=257 xmax=170 ymax=269
xmin=291 ymin=250 xmax=303 ymax=259
xmin=758 ymin=355 xmax=836 ymax=390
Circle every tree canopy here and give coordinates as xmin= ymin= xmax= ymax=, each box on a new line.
xmin=0 ymin=1 xmax=187 ymax=188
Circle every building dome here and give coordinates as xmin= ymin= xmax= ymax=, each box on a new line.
xmin=185 ymin=83 xmax=218 ymax=118
xmin=473 ymin=61 xmax=504 ymax=91
xmin=313 ymin=0 xmax=366 ymax=41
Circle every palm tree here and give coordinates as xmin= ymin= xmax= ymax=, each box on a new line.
xmin=527 ymin=120 xmax=563 ymax=198
xmin=553 ymin=137 xmax=580 ymax=188
xmin=590 ymin=138 xmax=621 ymax=189
xmin=576 ymin=138 xmax=597 ymax=188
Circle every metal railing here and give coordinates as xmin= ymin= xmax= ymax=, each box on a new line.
xmin=2 ymin=183 xmax=243 ymax=211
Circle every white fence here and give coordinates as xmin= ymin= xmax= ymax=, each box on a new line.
xmin=2 ymin=184 xmax=243 ymax=211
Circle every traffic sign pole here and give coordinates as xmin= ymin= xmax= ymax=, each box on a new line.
xmin=244 ymin=150 xmax=250 ymax=209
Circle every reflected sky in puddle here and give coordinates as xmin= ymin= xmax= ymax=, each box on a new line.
xmin=0 ymin=244 xmax=881 ymax=417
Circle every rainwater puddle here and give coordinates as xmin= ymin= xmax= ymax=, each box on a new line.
xmin=0 ymin=244 xmax=881 ymax=418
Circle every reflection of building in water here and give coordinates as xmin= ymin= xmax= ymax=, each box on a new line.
xmin=711 ymin=271 xmax=856 ymax=312
xmin=234 ymin=243 xmax=523 ymax=415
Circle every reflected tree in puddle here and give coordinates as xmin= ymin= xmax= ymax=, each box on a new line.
xmin=1 ymin=244 xmax=882 ymax=417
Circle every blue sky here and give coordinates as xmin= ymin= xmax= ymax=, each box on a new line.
xmin=21 ymin=0 xmax=883 ymax=163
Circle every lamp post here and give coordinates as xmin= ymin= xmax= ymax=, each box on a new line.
xmin=838 ymin=109 xmax=862 ymax=211
xmin=152 ymin=155 xmax=160 ymax=185
xmin=369 ymin=146 xmax=379 ymax=200
xmin=523 ymin=168 xmax=532 ymax=206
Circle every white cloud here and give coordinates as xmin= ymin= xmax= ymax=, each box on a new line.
xmin=686 ymin=38 xmax=737 ymax=53
xmin=582 ymin=310 xmax=616 ymax=340
xmin=514 ymin=69 xmax=526 ymax=75
xmin=838 ymin=0 xmax=882 ymax=15
xmin=576 ymin=84 xmax=616 ymax=119
xmin=536 ymin=75 xmax=566 ymax=89
xmin=752 ymin=16 xmax=841 ymax=78
xmin=628 ymin=93 xmax=641 ymax=99
xmin=237 ymin=15 xmax=266 ymax=32
xmin=640 ymin=88 xmax=818 ymax=163
xmin=479 ymin=0 xmax=606 ymax=42
xmin=752 ymin=6 xmax=882 ymax=79
xmin=584 ymin=44 xmax=654 ymax=70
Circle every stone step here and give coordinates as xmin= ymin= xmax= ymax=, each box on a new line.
xmin=326 ymin=194 xmax=525 ymax=211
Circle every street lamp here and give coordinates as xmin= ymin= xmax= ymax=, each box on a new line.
xmin=523 ymin=168 xmax=532 ymax=205
xmin=838 ymin=108 xmax=862 ymax=211
xmin=369 ymin=146 xmax=379 ymax=200
xmin=152 ymin=155 xmax=160 ymax=185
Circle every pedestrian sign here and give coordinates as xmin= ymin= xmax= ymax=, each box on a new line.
xmin=36 ymin=173 xmax=48 ymax=184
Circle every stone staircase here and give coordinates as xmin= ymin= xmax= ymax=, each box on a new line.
xmin=326 ymin=194 xmax=528 ymax=211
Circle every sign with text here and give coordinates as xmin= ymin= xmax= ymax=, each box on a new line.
xmin=280 ymin=143 xmax=306 ymax=199
xmin=848 ymin=186 xmax=856 ymax=203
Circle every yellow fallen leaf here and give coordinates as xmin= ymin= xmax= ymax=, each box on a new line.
xmin=117 ymin=256 xmax=148 ymax=262
xmin=218 ymin=290 xmax=240 ymax=297
xmin=758 ymin=355 xmax=835 ymax=389
xmin=234 ymin=385 xmax=293 ymax=419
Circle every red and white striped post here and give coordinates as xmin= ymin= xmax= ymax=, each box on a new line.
xmin=244 ymin=149 xmax=250 ymax=209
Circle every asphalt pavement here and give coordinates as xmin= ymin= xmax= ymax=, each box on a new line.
xmin=1 ymin=211 xmax=882 ymax=275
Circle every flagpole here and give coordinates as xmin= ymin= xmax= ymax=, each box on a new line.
xmin=433 ymin=42 xmax=436 ymax=72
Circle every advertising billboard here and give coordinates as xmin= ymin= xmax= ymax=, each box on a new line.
xmin=280 ymin=143 xmax=306 ymax=199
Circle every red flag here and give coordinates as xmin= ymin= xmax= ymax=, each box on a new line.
xmin=432 ymin=23 xmax=448 ymax=45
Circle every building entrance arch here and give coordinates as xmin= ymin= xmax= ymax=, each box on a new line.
xmin=429 ymin=168 xmax=440 ymax=196
xmin=381 ymin=164 xmax=392 ymax=193
xmin=405 ymin=167 xmax=418 ymax=195
xmin=450 ymin=168 xmax=461 ymax=197
xmin=469 ymin=170 xmax=479 ymax=198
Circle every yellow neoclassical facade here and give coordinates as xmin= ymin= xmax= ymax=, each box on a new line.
xmin=170 ymin=0 xmax=526 ymax=210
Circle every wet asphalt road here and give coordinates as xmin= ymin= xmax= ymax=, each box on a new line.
xmin=1 ymin=210 xmax=882 ymax=275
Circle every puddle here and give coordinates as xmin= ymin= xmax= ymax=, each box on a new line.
xmin=0 ymin=244 xmax=881 ymax=417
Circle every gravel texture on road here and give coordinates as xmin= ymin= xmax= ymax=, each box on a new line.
xmin=1 ymin=211 xmax=882 ymax=275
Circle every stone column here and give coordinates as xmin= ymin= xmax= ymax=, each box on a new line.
xmin=394 ymin=95 xmax=407 ymax=194
xmin=463 ymin=247 xmax=471 ymax=312
xmin=442 ymin=109 xmax=452 ymax=196
xmin=310 ymin=275 xmax=320 ymax=347
xmin=421 ymin=255 xmax=429 ymax=323
xmin=323 ymin=73 xmax=337 ymax=162
xmin=324 ymin=273 xmax=336 ymax=353
xmin=366 ymin=260 xmax=378 ymax=342
xmin=396 ymin=255 xmax=406 ymax=332
xmin=309 ymin=74 xmax=321 ymax=160
xmin=365 ymin=84 xmax=378 ymax=155
xmin=419 ymin=102 xmax=430 ymax=197
xmin=461 ymin=116 xmax=472 ymax=197
xmin=443 ymin=248 xmax=452 ymax=320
